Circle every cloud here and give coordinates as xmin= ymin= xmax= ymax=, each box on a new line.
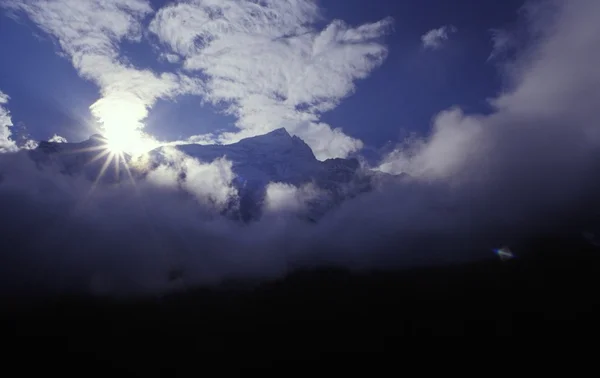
xmin=2 ymin=0 xmax=600 ymax=297
xmin=3 ymin=0 xmax=204 ymax=152
xmin=0 ymin=90 xmax=18 ymax=153
xmin=48 ymin=134 xmax=68 ymax=143
xmin=381 ymin=0 xmax=600 ymax=225
xmin=148 ymin=147 xmax=238 ymax=209
xmin=264 ymin=182 xmax=322 ymax=216
xmin=160 ymin=53 xmax=181 ymax=64
xmin=421 ymin=25 xmax=457 ymax=50
xmin=0 ymin=146 xmax=470 ymax=295
xmin=149 ymin=0 xmax=392 ymax=159
xmin=488 ymin=28 xmax=513 ymax=61
xmin=21 ymin=139 xmax=39 ymax=150
xmin=5 ymin=0 xmax=391 ymax=160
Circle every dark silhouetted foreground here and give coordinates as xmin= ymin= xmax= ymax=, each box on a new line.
xmin=2 ymin=233 xmax=600 ymax=372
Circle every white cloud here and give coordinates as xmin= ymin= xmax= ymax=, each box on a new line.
xmin=160 ymin=53 xmax=181 ymax=64
xmin=421 ymin=25 xmax=457 ymax=50
xmin=48 ymin=134 xmax=68 ymax=143
xmin=149 ymin=0 xmax=392 ymax=159
xmin=0 ymin=90 xmax=18 ymax=153
xmin=147 ymin=147 xmax=238 ymax=210
xmin=264 ymin=182 xmax=321 ymax=215
xmin=4 ymin=0 xmax=204 ymax=153
xmin=21 ymin=139 xmax=39 ymax=150
xmin=379 ymin=108 xmax=485 ymax=179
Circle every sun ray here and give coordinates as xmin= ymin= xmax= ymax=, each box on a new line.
xmin=86 ymin=149 xmax=112 ymax=166
xmin=114 ymin=151 xmax=121 ymax=182
xmin=120 ymin=152 xmax=137 ymax=188
xmin=64 ymin=145 xmax=107 ymax=154
xmin=87 ymin=151 xmax=115 ymax=197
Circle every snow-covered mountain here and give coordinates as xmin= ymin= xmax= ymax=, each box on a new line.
xmin=148 ymin=128 xmax=377 ymax=220
xmin=12 ymin=128 xmax=398 ymax=221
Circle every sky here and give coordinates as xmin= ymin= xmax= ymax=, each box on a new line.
xmin=0 ymin=0 xmax=524 ymax=159
xmin=1 ymin=0 xmax=600 ymax=295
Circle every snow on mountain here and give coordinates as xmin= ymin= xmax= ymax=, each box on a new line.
xmin=163 ymin=128 xmax=321 ymax=185
xmin=7 ymin=128 xmax=400 ymax=221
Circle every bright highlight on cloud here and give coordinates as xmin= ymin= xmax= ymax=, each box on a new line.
xmin=48 ymin=134 xmax=68 ymax=143
xmin=0 ymin=90 xmax=17 ymax=153
xmin=421 ymin=25 xmax=457 ymax=50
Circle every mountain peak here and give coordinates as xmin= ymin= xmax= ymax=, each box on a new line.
xmin=241 ymin=127 xmax=291 ymax=142
xmin=236 ymin=127 xmax=317 ymax=160
xmin=266 ymin=127 xmax=291 ymax=137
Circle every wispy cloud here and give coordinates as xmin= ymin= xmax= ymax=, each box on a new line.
xmin=149 ymin=0 xmax=393 ymax=159
xmin=488 ymin=28 xmax=513 ymax=61
xmin=0 ymin=90 xmax=17 ymax=153
xmin=421 ymin=25 xmax=457 ymax=50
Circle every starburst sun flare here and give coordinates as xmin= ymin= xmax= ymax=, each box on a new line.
xmin=102 ymin=126 xmax=158 ymax=157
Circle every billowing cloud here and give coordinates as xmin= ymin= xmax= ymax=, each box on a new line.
xmin=381 ymin=0 xmax=600 ymax=226
xmin=4 ymin=0 xmax=204 ymax=154
xmin=147 ymin=147 xmax=238 ymax=209
xmin=0 ymin=90 xmax=17 ymax=153
xmin=421 ymin=25 xmax=457 ymax=50
xmin=149 ymin=0 xmax=392 ymax=159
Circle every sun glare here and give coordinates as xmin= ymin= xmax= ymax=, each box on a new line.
xmin=80 ymin=121 xmax=160 ymax=196
xmin=103 ymin=127 xmax=158 ymax=157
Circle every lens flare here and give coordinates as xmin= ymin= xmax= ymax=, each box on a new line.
xmin=494 ymin=247 xmax=514 ymax=261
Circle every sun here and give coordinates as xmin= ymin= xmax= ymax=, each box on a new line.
xmin=102 ymin=127 xmax=159 ymax=157
xmin=80 ymin=126 xmax=159 ymax=193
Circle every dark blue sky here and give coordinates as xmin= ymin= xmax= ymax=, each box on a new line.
xmin=0 ymin=0 xmax=524 ymax=150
